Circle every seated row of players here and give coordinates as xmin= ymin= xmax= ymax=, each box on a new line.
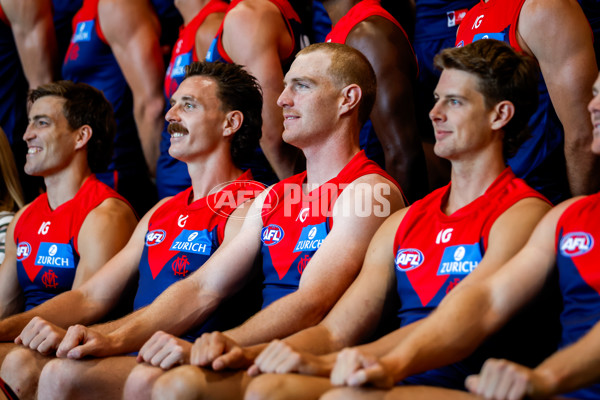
xmin=0 ymin=40 xmax=597 ymax=400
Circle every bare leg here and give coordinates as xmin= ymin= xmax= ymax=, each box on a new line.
xmin=124 ymin=363 xmax=167 ymax=400
xmin=37 ymin=356 xmax=137 ymax=400
xmin=245 ymin=374 xmax=333 ymax=400
xmin=152 ymin=366 xmax=252 ymax=400
xmin=0 ymin=347 xmax=52 ymax=400
xmin=320 ymin=386 xmax=481 ymax=400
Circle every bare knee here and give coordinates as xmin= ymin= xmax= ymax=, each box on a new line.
xmin=1 ymin=348 xmax=47 ymax=399
xmin=38 ymin=359 xmax=80 ymax=400
xmin=152 ymin=365 xmax=206 ymax=400
xmin=244 ymin=374 xmax=289 ymax=400
xmin=124 ymin=363 xmax=165 ymax=400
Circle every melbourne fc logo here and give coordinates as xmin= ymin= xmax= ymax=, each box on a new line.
xmin=145 ymin=230 xmax=166 ymax=246
xmin=261 ymin=224 xmax=284 ymax=246
xmin=395 ymin=248 xmax=425 ymax=272
xmin=560 ymin=232 xmax=594 ymax=257
xmin=16 ymin=242 xmax=31 ymax=261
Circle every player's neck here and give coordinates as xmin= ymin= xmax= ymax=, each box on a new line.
xmin=444 ymin=153 xmax=506 ymax=214
xmin=187 ymin=153 xmax=243 ymax=202
xmin=178 ymin=0 xmax=210 ymax=25
xmin=322 ymin=0 xmax=356 ymax=26
xmin=44 ymin=164 xmax=92 ymax=211
xmin=303 ymin=137 xmax=360 ymax=189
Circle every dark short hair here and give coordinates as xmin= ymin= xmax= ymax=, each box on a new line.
xmin=296 ymin=43 xmax=377 ymax=126
xmin=434 ymin=39 xmax=539 ymax=158
xmin=184 ymin=62 xmax=263 ymax=169
xmin=28 ymin=81 xmax=116 ymax=172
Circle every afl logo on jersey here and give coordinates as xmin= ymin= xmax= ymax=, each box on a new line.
xmin=261 ymin=225 xmax=284 ymax=246
xmin=395 ymin=248 xmax=425 ymax=272
xmin=560 ymin=232 xmax=594 ymax=257
xmin=146 ymin=230 xmax=166 ymax=246
xmin=16 ymin=242 xmax=31 ymax=261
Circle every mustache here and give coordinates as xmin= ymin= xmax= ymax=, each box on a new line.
xmin=167 ymin=123 xmax=189 ymax=135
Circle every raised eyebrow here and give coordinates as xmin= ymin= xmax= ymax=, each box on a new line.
xmin=29 ymin=114 xmax=49 ymax=123
xmin=170 ymin=95 xmax=197 ymax=105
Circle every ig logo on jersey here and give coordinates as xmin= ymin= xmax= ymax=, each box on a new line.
xmin=16 ymin=242 xmax=31 ymax=261
xmin=560 ymin=232 xmax=594 ymax=257
xmin=146 ymin=230 xmax=166 ymax=246
xmin=395 ymin=248 xmax=424 ymax=272
xmin=261 ymin=225 xmax=284 ymax=246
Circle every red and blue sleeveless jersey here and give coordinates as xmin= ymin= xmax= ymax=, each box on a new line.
xmin=157 ymin=0 xmax=228 ymax=199
xmin=394 ymin=168 xmax=553 ymax=388
xmin=14 ymin=176 xmax=129 ymax=311
xmin=62 ymin=0 xmax=147 ymax=178
xmin=455 ymin=0 xmax=570 ymax=204
xmin=325 ymin=0 xmax=416 ymax=169
xmin=135 ymin=170 xmax=263 ymax=339
xmin=52 ymin=0 xmax=84 ymax=72
xmin=259 ymin=151 xmax=398 ymax=309
xmin=0 ymin=4 xmax=28 ymax=145
xmin=555 ymin=192 xmax=600 ymax=399
xmin=393 ymin=168 xmax=548 ymax=325
xmin=163 ymin=0 xmax=228 ymax=99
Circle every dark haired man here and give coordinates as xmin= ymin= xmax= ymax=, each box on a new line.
xmin=0 ymin=63 xmax=264 ymax=399
xmin=108 ymin=42 xmax=406 ymax=400
xmin=242 ymin=39 xmax=558 ymax=400
xmin=0 ymin=81 xmax=137 ymax=394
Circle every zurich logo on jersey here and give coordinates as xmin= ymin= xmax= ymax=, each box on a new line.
xmin=146 ymin=230 xmax=166 ymax=246
xmin=437 ymin=243 xmax=482 ymax=275
xmin=395 ymin=248 xmax=425 ymax=272
xmin=35 ymin=243 xmax=75 ymax=268
xmin=169 ymin=229 xmax=212 ymax=255
xmin=261 ymin=224 xmax=284 ymax=246
xmin=293 ymin=222 xmax=327 ymax=253
xmin=560 ymin=232 xmax=594 ymax=257
xmin=73 ymin=21 xmax=93 ymax=42
xmin=16 ymin=242 xmax=31 ymax=261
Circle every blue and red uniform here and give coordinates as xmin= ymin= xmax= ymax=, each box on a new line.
xmin=63 ymin=0 xmax=157 ymax=215
xmin=136 ymin=170 xmax=263 ymax=340
xmin=260 ymin=151 xmax=398 ymax=308
xmin=393 ymin=168 xmax=557 ymax=388
xmin=455 ymin=0 xmax=571 ymax=204
xmin=555 ymin=192 xmax=600 ymax=399
xmin=14 ymin=176 xmax=129 ymax=311
xmin=206 ymin=0 xmax=309 ymax=185
xmin=52 ymin=0 xmax=84 ymax=70
xmin=157 ymin=0 xmax=229 ymax=199
xmin=325 ymin=0 xmax=415 ymax=169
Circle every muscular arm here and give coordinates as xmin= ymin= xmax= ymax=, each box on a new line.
xmin=518 ymin=0 xmax=599 ymax=195
xmin=1 ymin=0 xmax=57 ymax=87
xmin=370 ymin=198 xmax=561 ymax=384
xmin=226 ymin=176 xmax=405 ymax=347
xmin=99 ymin=0 xmax=165 ymax=175
xmin=222 ymin=0 xmax=299 ymax=179
xmin=70 ymin=195 xmax=266 ymax=355
xmin=0 ymin=198 xmax=140 ymax=340
xmin=347 ymin=17 xmax=427 ymax=202
xmin=195 ymin=12 xmax=225 ymax=61
xmin=0 ymin=207 xmax=28 ymax=319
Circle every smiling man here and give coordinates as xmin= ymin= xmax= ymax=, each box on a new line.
xmin=0 ymin=81 xmax=137 ymax=394
xmin=242 ymin=39 xmax=558 ymax=400
xmin=0 ymin=63 xmax=264 ymax=399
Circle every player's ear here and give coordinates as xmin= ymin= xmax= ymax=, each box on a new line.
xmin=74 ymin=125 xmax=93 ymax=150
xmin=339 ymin=84 xmax=362 ymax=117
xmin=490 ymin=100 xmax=515 ymax=131
xmin=223 ymin=110 xmax=243 ymax=138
